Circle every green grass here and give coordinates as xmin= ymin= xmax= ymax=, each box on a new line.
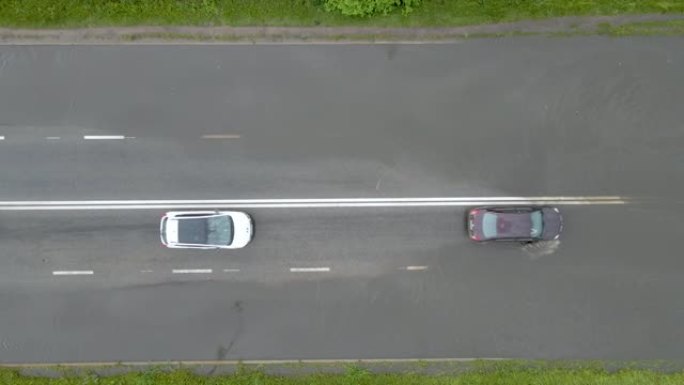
xmin=597 ymin=19 xmax=684 ymax=35
xmin=0 ymin=0 xmax=683 ymax=28
xmin=2 ymin=364 xmax=684 ymax=385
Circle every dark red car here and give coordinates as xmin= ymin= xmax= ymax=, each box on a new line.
xmin=467 ymin=207 xmax=563 ymax=242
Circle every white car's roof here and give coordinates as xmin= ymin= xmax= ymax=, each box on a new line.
xmin=161 ymin=211 xmax=253 ymax=249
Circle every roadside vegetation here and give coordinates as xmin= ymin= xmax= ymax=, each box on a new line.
xmin=2 ymin=364 xmax=684 ymax=385
xmin=597 ymin=19 xmax=684 ymax=35
xmin=0 ymin=0 xmax=683 ymax=28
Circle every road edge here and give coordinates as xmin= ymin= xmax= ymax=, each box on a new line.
xmin=3 ymin=358 xmax=684 ymax=376
xmin=1 ymin=14 xmax=683 ymax=44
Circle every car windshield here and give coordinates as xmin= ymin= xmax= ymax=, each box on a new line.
xmin=530 ymin=210 xmax=543 ymax=238
xmin=207 ymin=215 xmax=234 ymax=246
xmin=160 ymin=217 xmax=168 ymax=244
xmin=482 ymin=213 xmax=498 ymax=238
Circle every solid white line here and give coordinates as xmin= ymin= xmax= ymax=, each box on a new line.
xmin=172 ymin=269 xmax=212 ymax=274
xmin=223 ymin=269 xmax=240 ymax=272
xmin=0 ymin=200 xmax=627 ymax=210
xmin=201 ymin=134 xmax=241 ymax=139
xmin=405 ymin=266 xmax=429 ymax=271
xmin=83 ymin=135 xmax=125 ymax=140
xmin=0 ymin=196 xmax=629 ymax=211
xmin=0 ymin=196 xmax=625 ymax=205
xmin=52 ymin=270 xmax=94 ymax=276
xmin=290 ymin=267 xmax=330 ymax=272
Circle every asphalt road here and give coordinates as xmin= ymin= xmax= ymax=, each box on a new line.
xmin=0 ymin=38 xmax=683 ymax=200
xmin=0 ymin=37 xmax=683 ymax=363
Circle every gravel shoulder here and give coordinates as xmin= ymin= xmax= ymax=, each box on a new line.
xmin=1 ymin=14 xmax=683 ymax=44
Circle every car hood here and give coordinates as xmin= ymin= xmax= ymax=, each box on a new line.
xmin=541 ymin=208 xmax=563 ymax=240
xmin=164 ymin=218 xmax=180 ymax=244
xmin=229 ymin=212 xmax=253 ymax=248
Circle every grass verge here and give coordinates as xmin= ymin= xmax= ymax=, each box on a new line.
xmin=597 ymin=19 xmax=684 ymax=35
xmin=0 ymin=0 xmax=683 ymax=28
xmin=2 ymin=361 xmax=684 ymax=385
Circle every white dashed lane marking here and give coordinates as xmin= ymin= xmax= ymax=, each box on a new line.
xmin=405 ymin=265 xmax=429 ymax=271
xmin=1 ymin=134 xmax=245 ymax=141
xmin=290 ymin=267 xmax=331 ymax=273
xmin=52 ymin=270 xmax=94 ymax=276
xmin=172 ymin=269 xmax=212 ymax=274
xmin=47 ymin=265 xmax=433 ymax=278
xmin=201 ymin=134 xmax=241 ymax=139
xmin=83 ymin=135 xmax=126 ymax=140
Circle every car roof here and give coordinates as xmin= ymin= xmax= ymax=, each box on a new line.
xmin=482 ymin=211 xmax=537 ymax=239
xmin=177 ymin=217 xmax=209 ymax=245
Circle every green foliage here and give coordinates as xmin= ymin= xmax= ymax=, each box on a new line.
xmin=344 ymin=365 xmax=373 ymax=383
xmin=0 ymin=0 xmax=683 ymax=28
xmin=323 ymin=0 xmax=422 ymax=17
xmin=597 ymin=19 xmax=684 ymax=35
xmin=1 ymin=365 xmax=684 ymax=385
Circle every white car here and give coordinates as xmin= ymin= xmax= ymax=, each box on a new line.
xmin=160 ymin=211 xmax=253 ymax=249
